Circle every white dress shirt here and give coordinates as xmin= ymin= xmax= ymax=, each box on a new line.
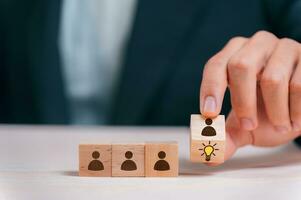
xmin=59 ymin=0 xmax=137 ymax=124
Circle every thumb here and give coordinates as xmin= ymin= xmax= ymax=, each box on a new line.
xmin=206 ymin=111 xmax=253 ymax=166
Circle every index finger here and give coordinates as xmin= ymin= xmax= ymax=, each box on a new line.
xmin=200 ymin=37 xmax=247 ymax=117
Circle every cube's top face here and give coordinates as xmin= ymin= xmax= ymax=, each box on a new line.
xmin=190 ymin=114 xmax=225 ymax=141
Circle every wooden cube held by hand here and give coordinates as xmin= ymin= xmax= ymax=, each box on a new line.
xmin=190 ymin=114 xmax=225 ymax=164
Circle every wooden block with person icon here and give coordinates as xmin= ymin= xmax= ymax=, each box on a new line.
xmin=190 ymin=114 xmax=225 ymax=164
xmin=145 ymin=142 xmax=178 ymax=177
xmin=112 ymin=144 xmax=145 ymax=177
xmin=79 ymin=144 xmax=112 ymax=176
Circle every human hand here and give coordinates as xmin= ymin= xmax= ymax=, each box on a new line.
xmin=200 ymin=31 xmax=301 ymax=164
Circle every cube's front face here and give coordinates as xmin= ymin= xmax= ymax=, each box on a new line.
xmin=190 ymin=115 xmax=225 ymax=164
xmin=112 ymin=144 xmax=145 ymax=177
xmin=145 ymin=143 xmax=178 ymax=177
xmin=79 ymin=144 xmax=112 ymax=177
xmin=190 ymin=140 xmax=225 ymax=163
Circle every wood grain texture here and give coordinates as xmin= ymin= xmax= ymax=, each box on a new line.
xmin=79 ymin=144 xmax=112 ymax=177
xmin=145 ymin=142 xmax=178 ymax=177
xmin=112 ymin=144 xmax=145 ymax=177
xmin=190 ymin=114 xmax=225 ymax=163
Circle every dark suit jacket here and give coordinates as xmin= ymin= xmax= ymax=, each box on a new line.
xmin=1 ymin=0 xmax=301 ymax=136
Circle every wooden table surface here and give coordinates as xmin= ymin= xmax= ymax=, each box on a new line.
xmin=0 ymin=125 xmax=300 ymax=200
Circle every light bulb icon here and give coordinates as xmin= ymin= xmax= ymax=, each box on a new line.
xmin=204 ymin=145 xmax=214 ymax=161
xmin=199 ymin=141 xmax=219 ymax=162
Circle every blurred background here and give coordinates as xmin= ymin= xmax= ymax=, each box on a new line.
xmin=0 ymin=0 xmax=300 ymax=126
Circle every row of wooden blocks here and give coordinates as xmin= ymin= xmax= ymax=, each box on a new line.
xmin=79 ymin=142 xmax=178 ymax=177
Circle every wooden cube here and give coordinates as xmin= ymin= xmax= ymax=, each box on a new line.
xmin=145 ymin=142 xmax=178 ymax=177
xmin=190 ymin=114 xmax=225 ymax=163
xmin=79 ymin=144 xmax=112 ymax=177
xmin=112 ymin=144 xmax=145 ymax=177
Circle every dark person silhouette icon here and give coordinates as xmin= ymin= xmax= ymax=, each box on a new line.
xmin=88 ymin=151 xmax=104 ymax=171
xmin=154 ymin=151 xmax=170 ymax=171
xmin=121 ymin=151 xmax=137 ymax=171
xmin=201 ymin=118 xmax=216 ymax=136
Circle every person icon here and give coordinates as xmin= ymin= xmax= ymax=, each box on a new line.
xmin=201 ymin=118 xmax=216 ymax=136
xmin=88 ymin=151 xmax=104 ymax=171
xmin=154 ymin=151 xmax=170 ymax=171
xmin=121 ymin=151 xmax=137 ymax=171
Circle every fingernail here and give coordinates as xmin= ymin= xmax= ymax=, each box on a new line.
xmin=240 ymin=118 xmax=255 ymax=130
xmin=275 ymin=126 xmax=289 ymax=134
xmin=203 ymin=96 xmax=216 ymax=113
xmin=292 ymin=123 xmax=301 ymax=132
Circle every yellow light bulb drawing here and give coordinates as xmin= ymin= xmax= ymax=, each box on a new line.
xmin=199 ymin=141 xmax=219 ymax=161
xmin=204 ymin=145 xmax=214 ymax=161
